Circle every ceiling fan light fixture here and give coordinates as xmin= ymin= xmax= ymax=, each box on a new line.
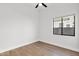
xmin=35 ymin=3 xmax=47 ymax=8
xmin=39 ymin=3 xmax=42 ymax=6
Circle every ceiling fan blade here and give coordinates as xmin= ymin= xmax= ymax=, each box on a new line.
xmin=35 ymin=4 xmax=39 ymax=8
xmin=42 ymin=3 xmax=47 ymax=7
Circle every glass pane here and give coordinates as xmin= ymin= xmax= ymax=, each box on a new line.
xmin=63 ymin=15 xmax=75 ymax=36
xmin=53 ymin=17 xmax=62 ymax=35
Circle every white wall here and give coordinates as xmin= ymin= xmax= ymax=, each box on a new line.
xmin=0 ymin=3 xmax=39 ymax=53
xmin=39 ymin=3 xmax=79 ymax=52
xmin=0 ymin=3 xmax=79 ymax=53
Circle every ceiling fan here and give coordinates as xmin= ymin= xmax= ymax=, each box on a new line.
xmin=35 ymin=3 xmax=47 ymax=8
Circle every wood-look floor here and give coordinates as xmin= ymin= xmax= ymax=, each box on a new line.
xmin=0 ymin=41 xmax=79 ymax=56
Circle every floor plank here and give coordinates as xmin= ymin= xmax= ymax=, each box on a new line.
xmin=0 ymin=41 xmax=79 ymax=56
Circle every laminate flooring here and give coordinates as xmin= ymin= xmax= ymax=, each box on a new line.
xmin=0 ymin=41 xmax=79 ymax=56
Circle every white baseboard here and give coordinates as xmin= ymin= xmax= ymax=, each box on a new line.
xmin=0 ymin=40 xmax=38 ymax=53
xmin=0 ymin=40 xmax=79 ymax=54
xmin=40 ymin=40 xmax=79 ymax=52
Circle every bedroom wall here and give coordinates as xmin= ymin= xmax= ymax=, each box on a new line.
xmin=39 ymin=3 xmax=79 ymax=52
xmin=0 ymin=3 xmax=39 ymax=53
xmin=0 ymin=3 xmax=79 ymax=53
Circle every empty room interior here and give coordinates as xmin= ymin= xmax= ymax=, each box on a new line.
xmin=0 ymin=3 xmax=79 ymax=56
